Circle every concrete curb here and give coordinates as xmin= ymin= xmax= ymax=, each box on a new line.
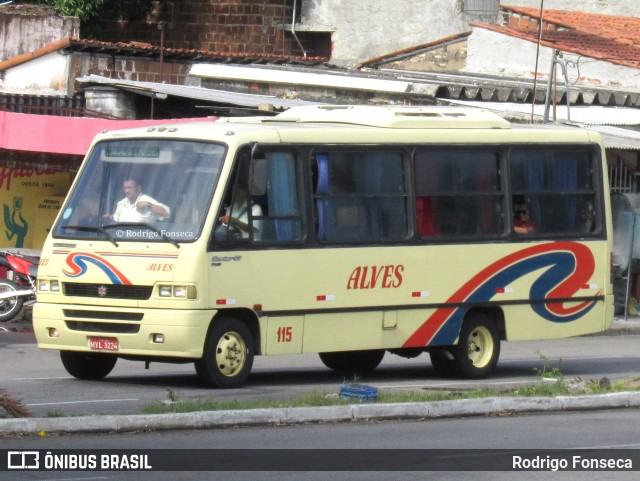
xmin=2 ymin=391 xmax=640 ymax=436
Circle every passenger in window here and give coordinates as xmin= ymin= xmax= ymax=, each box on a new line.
xmin=580 ymin=200 xmax=595 ymax=232
xmin=514 ymin=204 xmax=536 ymax=234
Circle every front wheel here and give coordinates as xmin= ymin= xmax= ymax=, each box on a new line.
xmin=195 ymin=318 xmax=254 ymax=388
xmin=450 ymin=313 xmax=500 ymax=379
xmin=0 ymin=279 xmax=24 ymax=322
xmin=60 ymin=351 xmax=117 ymax=380
xmin=319 ymin=349 xmax=385 ymax=374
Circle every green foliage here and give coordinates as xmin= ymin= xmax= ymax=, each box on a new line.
xmin=534 ymin=349 xmax=564 ymax=381
xmin=45 ymin=411 xmax=65 ymax=418
xmin=15 ymin=1 xmax=159 ymax=22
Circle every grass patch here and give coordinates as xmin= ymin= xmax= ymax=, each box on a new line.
xmin=139 ymin=377 xmax=640 ymax=416
xmin=141 ymin=389 xmax=347 ymax=415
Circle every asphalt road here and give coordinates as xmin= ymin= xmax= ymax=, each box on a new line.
xmin=3 ymin=409 xmax=640 ymax=480
xmin=2 ymin=320 xmax=640 ymax=479
xmin=1 ymin=323 xmax=640 ymax=418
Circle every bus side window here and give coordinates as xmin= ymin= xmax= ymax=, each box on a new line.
xmin=314 ymin=151 xmax=407 ymax=243
xmin=509 ymin=149 xmax=597 ymax=236
xmin=214 ymin=148 xmax=304 ymax=245
xmin=259 ymin=151 xmax=303 ymax=242
xmin=414 ymin=149 xmax=503 ymax=239
xmin=214 ymin=149 xmax=255 ymax=243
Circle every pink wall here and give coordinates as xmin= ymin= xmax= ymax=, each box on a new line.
xmin=0 ymin=111 xmax=215 ymax=155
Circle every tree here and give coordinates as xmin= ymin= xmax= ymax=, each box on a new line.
xmin=15 ymin=1 xmax=159 ymax=23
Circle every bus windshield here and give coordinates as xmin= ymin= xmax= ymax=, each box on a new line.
xmin=54 ymin=139 xmax=224 ymax=243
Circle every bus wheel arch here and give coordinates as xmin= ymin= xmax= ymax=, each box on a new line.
xmin=196 ymin=311 xmax=258 ymax=388
xmin=450 ymin=309 xmax=502 ymax=379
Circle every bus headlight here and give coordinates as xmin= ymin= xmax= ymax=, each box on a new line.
xmin=173 ymin=286 xmax=189 ymax=298
xmin=39 ymin=279 xmax=60 ymax=292
xmin=158 ymin=284 xmax=197 ymax=299
xmin=159 ymin=285 xmax=172 ymax=297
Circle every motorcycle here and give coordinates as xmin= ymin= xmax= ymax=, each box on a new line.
xmin=0 ymin=250 xmax=39 ymax=322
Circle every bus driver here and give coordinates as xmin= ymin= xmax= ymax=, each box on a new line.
xmin=108 ymin=178 xmax=170 ymax=223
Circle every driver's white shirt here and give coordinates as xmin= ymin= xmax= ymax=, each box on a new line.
xmin=113 ymin=194 xmax=169 ymax=222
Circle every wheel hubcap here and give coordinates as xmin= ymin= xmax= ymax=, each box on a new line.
xmin=466 ymin=326 xmax=494 ymax=368
xmin=215 ymin=331 xmax=246 ymax=377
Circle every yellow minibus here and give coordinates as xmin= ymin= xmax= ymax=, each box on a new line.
xmin=33 ymin=105 xmax=614 ymax=387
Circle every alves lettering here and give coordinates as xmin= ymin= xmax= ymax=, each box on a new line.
xmin=403 ymin=242 xmax=600 ymax=348
xmin=347 ymin=265 xmax=404 ymax=290
xmin=147 ymin=263 xmax=174 ymax=272
xmin=63 ymin=252 xmax=132 ymax=285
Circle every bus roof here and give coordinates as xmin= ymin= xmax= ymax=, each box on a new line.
xmin=248 ymin=105 xmax=512 ymax=130
xmin=91 ymin=105 xmax=603 ymax=148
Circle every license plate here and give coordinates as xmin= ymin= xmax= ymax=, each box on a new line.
xmin=89 ymin=337 xmax=119 ymax=351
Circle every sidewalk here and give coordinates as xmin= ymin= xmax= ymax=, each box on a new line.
xmin=602 ymin=316 xmax=640 ymax=335
xmin=2 ymin=315 xmax=640 ymax=436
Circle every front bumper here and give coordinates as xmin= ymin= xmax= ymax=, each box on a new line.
xmin=33 ymin=303 xmax=214 ymax=359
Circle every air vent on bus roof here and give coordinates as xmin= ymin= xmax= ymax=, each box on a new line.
xmin=396 ymin=112 xmax=466 ymax=118
xmin=270 ymin=105 xmax=510 ymax=129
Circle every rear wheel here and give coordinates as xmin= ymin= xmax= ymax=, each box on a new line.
xmin=319 ymin=349 xmax=385 ymax=374
xmin=450 ymin=312 xmax=500 ymax=379
xmin=0 ymin=279 xmax=23 ymax=322
xmin=60 ymin=351 xmax=117 ymax=380
xmin=195 ymin=318 xmax=254 ymax=388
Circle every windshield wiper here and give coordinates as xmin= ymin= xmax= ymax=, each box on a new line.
xmin=62 ymin=225 xmax=119 ymax=247
xmin=105 ymin=222 xmax=180 ymax=249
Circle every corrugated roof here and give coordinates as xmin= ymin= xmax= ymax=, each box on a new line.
xmin=353 ymin=8 xmax=640 ymax=108
xmin=444 ymin=99 xmax=640 ymax=150
xmin=586 ymin=125 xmax=640 ymax=151
xmin=77 ymin=75 xmax=320 ymax=111
xmin=443 ymin=101 xmax=640 ymax=126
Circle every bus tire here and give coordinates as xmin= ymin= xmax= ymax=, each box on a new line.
xmin=195 ymin=318 xmax=254 ymax=388
xmin=60 ymin=351 xmax=117 ymax=380
xmin=0 ymin=279 xmax=24 ymax=322
xmin=450 ymin=312 xmax=500 ymax=379
xmin=318 ymin=349 xmax=385 ymax=374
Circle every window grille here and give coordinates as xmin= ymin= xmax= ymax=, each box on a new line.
xmin=608 ymin=157 xmax=635 ymax=193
